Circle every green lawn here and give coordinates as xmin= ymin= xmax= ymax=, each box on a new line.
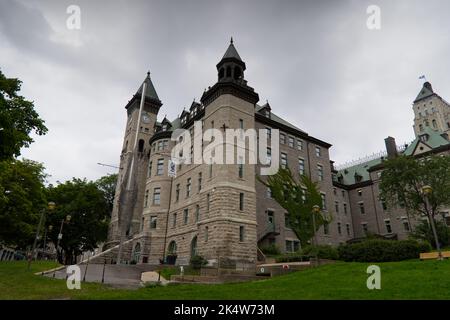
xmin=1 ymin=259 xmax=449 ymax=300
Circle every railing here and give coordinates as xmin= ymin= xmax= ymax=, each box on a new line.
xmin=257 ymin=223 xmax=281 ymax=241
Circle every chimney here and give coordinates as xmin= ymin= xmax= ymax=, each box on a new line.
xmin=384 ymin=136 xmax=398 ymax=159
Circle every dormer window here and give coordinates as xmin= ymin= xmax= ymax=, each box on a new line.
xmin=162 ymin=124 xmax=167 ymax=131
xmin=265 ymin=110 xmax=270 ymax=117
xmin=420 ymin=134 xmax=429 ymax=142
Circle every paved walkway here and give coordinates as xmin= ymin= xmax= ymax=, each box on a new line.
xmin=43 ymin=264 xmax=159 ymax=289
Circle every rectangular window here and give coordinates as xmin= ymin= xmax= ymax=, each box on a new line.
xmin=288 ymin=136 xmax=294 ymax=148
xmin=183 ymin=208 xmax=189 ymax=225
xmin=267 ymin=147 xmax=272 ymax=163
xmin=150 ymin=216 xmax=157 ymax=229
xmin=402 ymin=219 xmax=410 ymax=232
xmin=175 ymin=184 xmax=180 ymax=202
xmin=238 ymin=163 xmax=244 ymax=178
xmin=359 ymin=202 xmax=365 ymax=214
xmin=315 ymin=146 xmax=321 ymax=157
xmin=321 ymin=193 xmax=327 ymax=210
xmin=346 ymin=223 xmax=351 ymax=236
xmin=358 ymin=189 xmax=362 ymax=196
xmin=337 ymin=222 xmax=342 ymax=235
xmin=385 ymin=219 xmax=392 ymax=234
xmin=209 ymin=163 xmax=213 ymax=178
xmin=239 ymin=193 xmax=244 ymax=211
xmin=163 ymin=140 xmax=168 ymax=150
xmin=323 ymin=222 xmax=329 ymax=235
xmin=317 ymin=164 xmax=324 ymax=181
xmin=381 ymin=199 xmax=387 ymax=211
xmin=280 ymin=133 xmax=286 ymax=144
xmin=156 ymin=159 xmax=164 ymax=175
xmin=266 ymin=127 xmax=271 ymax=139
xmin=335 ymin=201 xmax=339 ymax=213
xmin=362 ymin=223 xmax=368 ymax=234
xmin=157 ymin=141 xmax=163 ymax=151
xmin=186 ymin=178 xmax=192 ymax=197
xmin=153 ymin=188 xmax=161 ymax=205
xmin=266 ymin=187 xmax=272 ymax=199
xmin=285 ymin=240 xmax=292 ymax=252
xmin=297 ymin=139 xmax=303 ymax=151
xmin=341 ymin=190 xmax=345 ymax=198
xmin=148 ymin=161 xmax=152 ymax=177
xmin=285 ymin=213 xmax=291 ymax=228
xmin=239 ymin=226 xmax=245 ymax=242
xmin=195 ymin=205 xmax=200 ymax=222
xmin=144 ymin=190 xmax=149 ymax=208
xmin=172 ymin=213 xmax=177 ymax=228
xmin=207 ymin=193 xmax=210 ymax=212
xmin=281 ymin=153 xmax=287 ymax=169
xmin=205 ymin=226 xmax=209 ymax=242
xmin=239 ymin=119 xmax=244 ymax=129
xmin=343 ymin=203 xmax=348 ymax=215
xmin=298 ymin=158 xmax=305 ymax=175
xmin=198 ymin=172 xmax=202 ymax=192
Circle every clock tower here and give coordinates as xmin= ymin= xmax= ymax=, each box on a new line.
xmin=106 ymin=72 xmax=162 ymax=248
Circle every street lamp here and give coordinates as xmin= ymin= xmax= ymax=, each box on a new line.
xmin=56 ymin=214 xmax=72 ymax=263
xmin=311 ymin=205 xmax=321 ymax=266
xmin=27 ymin=202 xmax=56 ymax=270
xmin=421 ymin=185 xmax=443 ymax=260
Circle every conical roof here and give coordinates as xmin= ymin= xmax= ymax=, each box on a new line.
xmin=222 ymin=37 xmax=243 ymax=61
xmin=136 ymin=72 xmax=159 ymax=101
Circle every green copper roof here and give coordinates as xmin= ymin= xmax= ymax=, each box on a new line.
xmin=414 ymin=82 xmax=434 ymax=103
xmin=137 ymin=72 xmax=159 ymax=101
xmin=255 ymin=104 xmax=306 ymax=133
xmin=403 ymin=127 xmax=450 ymax=156
xmin=337 ymin=157 xmax=383 ymax=185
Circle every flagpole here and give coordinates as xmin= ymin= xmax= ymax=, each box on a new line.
xmin=116 ymin=73 xmax=148 ymax=265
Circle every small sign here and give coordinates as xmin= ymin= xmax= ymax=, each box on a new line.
xmin=58 ymin=233 xmax=63 ymax=240
xmin=282 ymin=264 xmax=289 ymax=269
xmin=168 ymin=159 xmax=177 ymax=178
xmin=260 ymin=267 xmax=265 ymax=273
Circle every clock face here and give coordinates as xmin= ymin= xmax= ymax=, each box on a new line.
xmin=142 ymin=113 xmax=150 ymax=124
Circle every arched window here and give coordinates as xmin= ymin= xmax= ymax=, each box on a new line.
xmin=218 ymin=68 xmax=224 ymax=80
xmin=168 ymin=241 xmax=177 ymax=254
xmin=432 ymin=119 xmax=437 ymax=128
xmin=226 ymin=66 xmax=232 ymax=77
xmin=190 ymin=236 xmax=198 ymax=258
xmin=133 ymin=243 xmax=141 ymax=263
xmin=138 ymin=139 xmax=144 ymax=152
xmin=234 ymin=66 xmax=242 ymax=80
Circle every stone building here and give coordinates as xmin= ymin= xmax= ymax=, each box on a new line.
xmin=102 ymin=41 xmax=450 ymax=266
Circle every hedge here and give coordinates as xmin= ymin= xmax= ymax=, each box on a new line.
xmin=337 ymin=239 xmax=431 ymax=262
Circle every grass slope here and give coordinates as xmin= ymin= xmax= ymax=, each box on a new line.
xmin=0 ymin=260 xmax=449 ymax=300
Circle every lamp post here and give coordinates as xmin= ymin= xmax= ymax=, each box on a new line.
xmin=421 ymin=185 xmax=443 ymax=260
xmin=311 ymin=205 xmax=320 ymax=267
xmin=42 ymin=225 xmax=53 ymax=259
xmin=56 ymin=214 xmax=72 ymax=263
xmin=28 ymin=202 xmax=56 ymax=270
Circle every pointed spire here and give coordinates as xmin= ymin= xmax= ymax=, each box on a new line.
xmin=222 ymin=39 xmax=242 ymax=61
xmin=136 ymin=71 xmax=159 ymax=101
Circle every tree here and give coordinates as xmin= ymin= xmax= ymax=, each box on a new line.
xmin=0 ymin=159 xmax=47 ymax=249
xmin=95 ymin=173 xmax=118 ymax=214
xmin=0 ymin=69 xmax=48 ymax=160
xmin=379 ymin=155 xmax=450 ymax=249
xmin=46 ymin=178 xmax=110 ymax=264
xmin=259 ymin=168 xmax=331 ymax=246
xmin=411 ymin=220 xmax=450 ymax=249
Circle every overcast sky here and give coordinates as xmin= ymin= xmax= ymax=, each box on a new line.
xmin=1 ymin=0 xmax=450 ymax=183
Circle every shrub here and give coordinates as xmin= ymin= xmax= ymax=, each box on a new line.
xmin=301 ymin=245 xmax=339 ymax=260
xmin=190 ymin=255 xmax=208 ymax=269
xmin=260 ymin=244 xmax=281 ymax=256
xmin=337 ymin=239 xmax=431 ymax=262
xmin=275 ymin=254 xmax=310 ymax=263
